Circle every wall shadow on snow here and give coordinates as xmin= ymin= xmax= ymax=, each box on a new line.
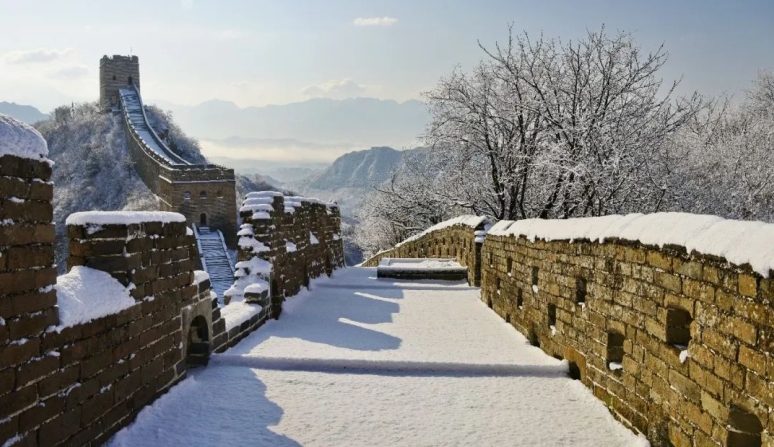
xmin=235 ymin=283 xmax=405 ymax=353
xmin=109 ymin=367 xmax=301 ymax=447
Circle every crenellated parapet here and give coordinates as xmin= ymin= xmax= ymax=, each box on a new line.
xmin=0 ymin=114 xmax=216 ymax=446
xmin=227 ymin=192 xmax=344 ymax=315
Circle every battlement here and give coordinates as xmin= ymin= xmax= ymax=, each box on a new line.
xmin=99 ymin=54 xmax=139 ymax=110
xmin=0 ymin=118 xmax=215 ymax=445
xmin=100 ymin=54 xmax=139 ymax=65
xmin=214 ymin=192 xmax=344 ymax=350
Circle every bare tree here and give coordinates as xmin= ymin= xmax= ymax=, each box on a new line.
xmin=423 ymin=26 xmax=704 ymax=220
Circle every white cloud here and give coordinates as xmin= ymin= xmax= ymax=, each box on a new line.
xmin=301 ymin=79 xmax=367 ymax=99
xmin=214 ymin=29 xmax=243 ymax=40
xmin=50 ymin=65 xmax=89 ymax=80
xmin=4 ymin=48 xmax=76 ymax=64
xmin=353 ymin=17 xmax=398 ymax=27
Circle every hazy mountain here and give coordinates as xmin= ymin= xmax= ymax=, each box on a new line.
xmin=303 ymin=146 xmax=405 ymax=191
xmin=0 ymin=101 xmax=49 ymax=124
xmin=293 ymin=146 xmax=425 ymax=219
xmin=155 ymin=97 xmax=428 ymax=148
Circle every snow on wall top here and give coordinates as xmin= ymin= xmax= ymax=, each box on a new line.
xmin=54 ymin=266 xmax=136 ymax=329
xmin=0 ymin=113 xmax=48 ymax=161
xmin=242 ymin=192 xmax=337 ymax=211
xmin=396 ymin=215 xmax=492 ymax=247
xmin=66 ymin=211 xmax=186 ymax=226
xmin=246 ymin=191 xmax=283 ymax=199
xmin=489 ymin=212 xmax=774 ymax=277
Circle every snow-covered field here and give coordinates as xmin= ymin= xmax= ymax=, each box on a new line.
xmin=109 ymin=268 xmax=647 ymax=447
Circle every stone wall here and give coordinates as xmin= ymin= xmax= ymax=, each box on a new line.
xmin=482 ymin=231 xmax=774 ymax=447
xmin=99 ymin=55 xmax=140 ymax=110
xmin=118 ymin=96 xmax=238 ymax=248
xmin=361 ymin=219 xmax=489 ymax=286
xmin=231 ymin=193 xmax=345 ymax=317
xmin=1 ymin=150 xmax=215 ymax=445
xmin=158 ymin=170 xmax=237 ymax=248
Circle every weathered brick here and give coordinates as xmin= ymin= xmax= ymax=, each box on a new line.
xmin=738 ymin=274 xmax=758 ymax=297
xmin=37 ymin=407 xmax=80 ymax=446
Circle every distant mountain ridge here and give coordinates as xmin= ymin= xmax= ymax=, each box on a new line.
xmin=157 ymin=97 xmax=428 ymax=148
xmin=0 ymin=101 xmax=49 ymax=124
xmin=303 ymin=146 xmax=406 ymax=191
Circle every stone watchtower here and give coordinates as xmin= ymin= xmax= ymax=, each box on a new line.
xmin=100 ymin=55 xmax=140 ymax=110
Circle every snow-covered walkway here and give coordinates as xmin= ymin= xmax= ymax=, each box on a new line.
xmin=109 ymin=268 xmax=647 ymax=447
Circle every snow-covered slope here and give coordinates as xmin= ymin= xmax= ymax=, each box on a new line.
xmin=34 ymin=102 xmax=207 ymax=271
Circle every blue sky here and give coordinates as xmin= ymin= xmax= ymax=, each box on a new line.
xmin=1 ymin=0 xmax=772 ymax=112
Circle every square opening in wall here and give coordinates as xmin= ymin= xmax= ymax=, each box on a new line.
xmin=547 ymin=303 xmax=557 ymax=326
xmin=606 ymin=332 xmax=624 ymax=372
xmin=531 ymin=266 xmax=539 ymax=292
xmin=666 ymin=307 xmax=692 ymax=351
xmin=576 ymin=277 xmax=587 ymax=304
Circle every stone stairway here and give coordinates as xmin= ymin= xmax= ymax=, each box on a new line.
xmin=195 ymin=226 xmax=234 ymax=302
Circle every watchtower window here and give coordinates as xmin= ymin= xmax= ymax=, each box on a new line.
xmin=200 ymin=191 xmax=207 ymax=199
xmin=576 ymin=277 xmax=587 ymax=304
xmin=607 ymin=332 xmax=625 ymax=372
xmin=516 ymin=288 xmax=523 ymax=309
xmin=547 ymin=303 xmax=557 ymax=326
xmin=507 ymin=258 xmax=513 ymax=275
xmin=199 ymin=213 xmax=207 ymax=226
xmin=217 ymin=190 xmax=223 ymax=198
xmin=727 ymin=408 xmax=762 ymax=447
xmin=666 ymin=307 xmax=692 ymax=348
xmin=184 ymin=191 xmax=191 ymax=200
xmin=112 ymin=75 xmax=116 ymax=81
xmin=128 ymin=76 xmax=133 ymax=85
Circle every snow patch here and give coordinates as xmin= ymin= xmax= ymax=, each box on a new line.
xmin=238 ymin=236 xmax=269 ymax=254
xmin=0 ymin=113 xmax=48 ymax=161
xmin=310 ymin=232 xmax=319 ymax=245
xmin=490 ymin=212 xmax=774 ymax=277
xmin=193 ymin=270 xmax=210 ymax=285
xmin=220 ymin=302 xmax=262 ymax=331
xmin=54 ymin=266 xmax=136 ymax=329
xmin=244 ymin=283 xmax=268 ymax=295
xmin=66 ymin=211 xmax=186 ymax=226
xmin=286 ymin=241 xmax=297 ymax=253
xmin=396 ymin=215 xmax=492 ymax=247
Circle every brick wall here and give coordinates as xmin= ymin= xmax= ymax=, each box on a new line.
xmin=233 ymin=194 xmax=345 ymax=315
xmin=1 ymin=150 xmax=215 ymax=446
xmin=482 ymin=232 xmax=774 ymax=447
xmin=118 ymin=86 xmax=238 ymax=248
xmin=361 ymin=223 xmax=487 ymax=286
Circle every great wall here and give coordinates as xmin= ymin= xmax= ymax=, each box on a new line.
xmin=1 ymin=54 xmax=772 ymax=447
xmin=0 ymin=56 xmax=344 ymax=446
xmin=363 ymin=215 xmax=774 ymax=447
